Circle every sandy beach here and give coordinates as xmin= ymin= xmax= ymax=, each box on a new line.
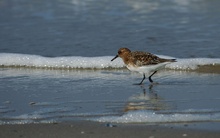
xmin=0 ymin=121 xmax=220 ymax=138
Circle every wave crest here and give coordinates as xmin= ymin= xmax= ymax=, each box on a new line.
xmin=0 ymin=53 xmax=220 ymax=72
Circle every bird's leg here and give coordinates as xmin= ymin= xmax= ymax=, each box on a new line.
xmin=138 ymin=74 xmax=146 ymax=85
xmin=148 ymin=71 xmax=157 ymax=83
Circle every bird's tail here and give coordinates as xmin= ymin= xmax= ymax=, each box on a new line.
xmin=161 ymin=58 xmax=176 ymax=63
xmin=169 ymin=59 xmax=176 ymax=62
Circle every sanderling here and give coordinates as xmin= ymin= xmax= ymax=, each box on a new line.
xmin=111 ymin=48 xmax=176 ymax=84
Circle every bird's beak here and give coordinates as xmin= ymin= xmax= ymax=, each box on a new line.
xmin=111 ymin=55 xmax=118 ymax=61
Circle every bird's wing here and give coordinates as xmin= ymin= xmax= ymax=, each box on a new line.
xmin=131 ymin=51 xmax=169 ymax=66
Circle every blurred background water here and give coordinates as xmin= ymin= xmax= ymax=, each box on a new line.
xmin=0 ymin=0 xmax=220 ymax=57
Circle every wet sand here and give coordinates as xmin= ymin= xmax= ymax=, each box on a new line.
xmin=1 ymin=121 xmax=220 ymax=138
xmin=196 ymin=65 xmax=220 ymax=74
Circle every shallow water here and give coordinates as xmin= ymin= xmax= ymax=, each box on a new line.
xmin=0 ymin=0 xmax=220 ymax=130
xmin=1 ymin=68 xmax=220 ymax=128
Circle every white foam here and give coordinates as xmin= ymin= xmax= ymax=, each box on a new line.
xmin=166 ymin=58 xmax=220 ymax=70
xmin=0 ymin=53 xmax=220 ymax=70
xmin=157 ymin=54 xmax=220 ymax=70
xmin=92 ymin=110 xmax=220 ymax=123
xmin=0 ymin=53 xmax=124 ymax=69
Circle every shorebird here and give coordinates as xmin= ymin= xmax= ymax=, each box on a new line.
xmin=111 ymin=48 xmax=176 ymax=85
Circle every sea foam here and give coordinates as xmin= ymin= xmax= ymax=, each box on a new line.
xmin=91 ymin=110 xmax=220 ymax=123
xmin=0 ymin=53 xmax=220 ymax=70
xmin=0 ymin=53 xmax=123 ymax=69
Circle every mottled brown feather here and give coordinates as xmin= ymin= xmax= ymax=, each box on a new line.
xmin=131 ymin=51 xmax=175 ymax=66
xmin=116 ymin=48 xmax=176 ymax=67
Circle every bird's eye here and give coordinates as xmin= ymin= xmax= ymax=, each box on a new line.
xmin=118 ymin=51 xmax=122 ymax=54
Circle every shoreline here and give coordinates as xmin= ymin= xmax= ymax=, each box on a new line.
xmin=1 ymin=121 xmax=220 ymax=138
xmin=1 ymin=64 xmax=220 ymax=74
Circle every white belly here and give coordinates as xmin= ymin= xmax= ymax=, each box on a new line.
xmin=127 ymin=62 xmax=171 ymax=74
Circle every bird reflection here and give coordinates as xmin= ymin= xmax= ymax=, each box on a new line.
xmin=124 ymin=85 xmax=169 ymax=112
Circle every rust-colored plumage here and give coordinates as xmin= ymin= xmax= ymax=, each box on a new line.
xmin=116 ymin=48 xmax=175 ymax=66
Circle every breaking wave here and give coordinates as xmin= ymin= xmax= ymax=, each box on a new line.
xmin=0 ymin=53 xmax=220 ymax=71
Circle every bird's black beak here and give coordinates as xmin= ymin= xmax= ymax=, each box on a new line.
xmin=111 ymin=55 xmax=118 ymax=61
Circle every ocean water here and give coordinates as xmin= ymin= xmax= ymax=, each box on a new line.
xmin=1 ymin=0 xmax=220 ymax=130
